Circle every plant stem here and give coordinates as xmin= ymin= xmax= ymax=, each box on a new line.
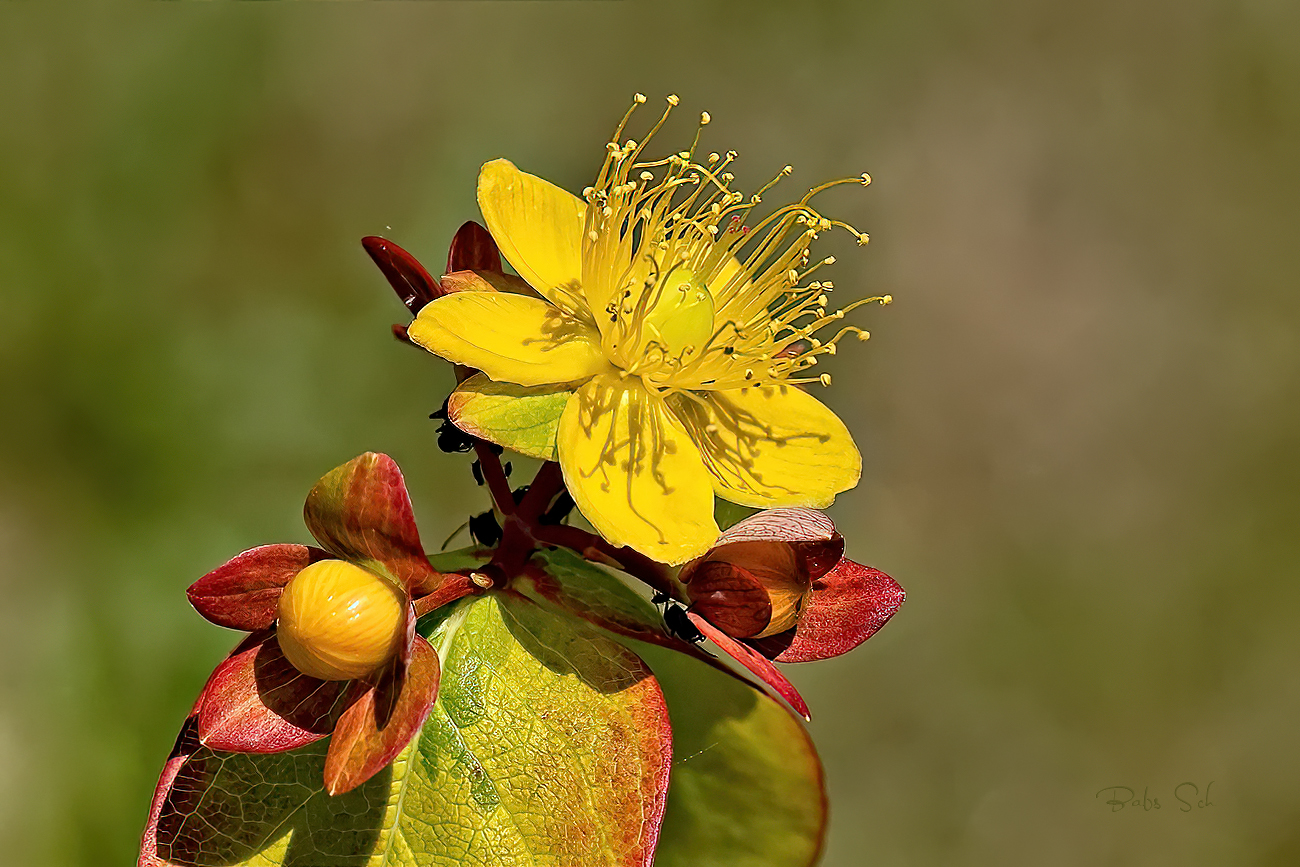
xmin=473 ymin=441 xmax=515 ymax=515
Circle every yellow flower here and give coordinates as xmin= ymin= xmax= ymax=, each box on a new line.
xmin=410 ymin=95 xmax=887 ymax=564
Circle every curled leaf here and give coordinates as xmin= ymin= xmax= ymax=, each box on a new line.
xmin=303 ymin=452 xmax=436 ymax=594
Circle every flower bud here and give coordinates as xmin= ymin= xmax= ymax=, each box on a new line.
xmin=683 ymin=541 xmax=810 ymax=639
xmin=276 ymin=560 xmax=406 ymax=681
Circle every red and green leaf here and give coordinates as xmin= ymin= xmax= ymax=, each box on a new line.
xmin=323 ymin=634 xmax=441 ymax=796
xmin=303 ymin=452 xmax=437 ymax=594
xmin=638 ymin=642 xmax=827 ymax=867
xmin=143 ymin=592 xmax=673 ymax=867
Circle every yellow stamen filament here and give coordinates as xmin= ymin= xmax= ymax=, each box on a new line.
xmin=579 ymin=94 xmax=885 ymax=394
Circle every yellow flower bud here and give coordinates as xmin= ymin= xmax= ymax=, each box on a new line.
xmin=275 ymin=560 xmax=406 ymax=681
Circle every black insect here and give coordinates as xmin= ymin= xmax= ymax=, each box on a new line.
xmin=467 ymin=510 xmax=502 ymax=547
xmin=430 ymin=402 xmax=474 ymax=454
xmin=660 ymin=600 xmax=705 ymax=644
xmin=539 ymin=490 xmax=576 ymax=526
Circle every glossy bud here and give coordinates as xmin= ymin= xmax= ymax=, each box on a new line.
xmin=276 ymin=560 xmax=406 ymax=681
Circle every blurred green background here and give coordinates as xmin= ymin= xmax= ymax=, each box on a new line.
xmin=2 ymin=2 xmax=1298 ymax=865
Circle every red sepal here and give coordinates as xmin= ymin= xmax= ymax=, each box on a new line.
xmin=749 ymin=560 xmax=905 ymax=663
xmin=362 ymin=236 xmax=442 ymax=314
xmin=323 ymin=635 xmax=441 ymax=795
xmin=186 ymin=544 xmax=330 ymax=631
xmin=446 ymin=220 xmax=502 ymax=274
xmin=688 ymin=612 xmax=812 ymax=721
xmin=303 ymin=452 xmax=437 ymax=594
xmin=681 ymin=559 xmax=772 ymax=639
xmin=197 ymin=630 xmax=351 ymax=753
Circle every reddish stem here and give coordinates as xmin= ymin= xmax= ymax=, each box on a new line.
xmin=412 ymin=573 xmax=482 ymax=617
xmin=473 ymin=441 xmax=515 ymax=516
xmin=517 ymin=461 xmax=564 ymax=523
xmin=532 ymin=524 xmax=680 ymax=601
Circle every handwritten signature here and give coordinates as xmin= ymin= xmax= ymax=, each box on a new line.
xmin=1096 ymin=782 xmax=1215 ymax=813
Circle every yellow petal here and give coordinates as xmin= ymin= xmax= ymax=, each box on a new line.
xmin=408 ymin=292 xmax=609 ymax=387
xmin=558 ymin=375 xmax=719 ymax=564
xmin=478 ymin=158 xmax=587 ymax=314
xmin=666 ymin=386 xmax=861 ymax=508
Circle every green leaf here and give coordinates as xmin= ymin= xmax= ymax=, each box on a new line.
xmin=637 ymin=643 xmax=827 ymax=867
xmin=146 ymin=593 xmax=672 ymax=867
xmin=519 ymin=547 xmax=667 ymax=642
xmin=446 ymin=373 xmax=571 ymax=460
xmin=426 ymin=544 xmax=491 ymax=574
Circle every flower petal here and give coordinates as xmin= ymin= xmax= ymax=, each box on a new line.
xmin=197 ymin=631 xmax=352 ymax=753
xmin=408 ymin=291 xmax=609 ymax=387
xmin=687 ymin=612 xmax=811 ymax=720
xmin=186 ymin=544 xmax=330 ymax=632
xmin=477 ymin=158 xmax=586 ymax=312
xmin=558 ymin=375 xmax=718 ymax=565
xmin=446 ymin=373 xmax=571 ymax=460
xmin=749 ymin=559 xmax=905 ymax=663
xmin=303 ymin=453 xmax=436 ymax=595
xmin=323 ymin=635 xmax=441 ymax=796
xmin=668 ymin=385 xmax=861 ymax=509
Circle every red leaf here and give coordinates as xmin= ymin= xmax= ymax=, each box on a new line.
xmin=138 ymin=694 xmax=205 ymax=867
xmin=323 ymin=635 xmax=441 ymax=795
xmin=688 ymin=612 xmax=811 ymax=721
xmin=713 ymin=508 xmax=845 ymax=580
xmin=750 ymin=560 xmax=905 ymax=663
xmin=197 ymin=631 xmax=351 ymax=753
xmin=303 ymin=452 xmax=435 ymax=594
xmin=446 ymin=220 xmax=502 ymax=274
xmin=362 ymin=236 xmax=442 ymax=314
xmin=186 ymin=545 xmax=330 ymax=631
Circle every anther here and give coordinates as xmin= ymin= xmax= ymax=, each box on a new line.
xmin=819 ymin=373 xmax=832 ymax=386
xmin=701 ymin=111 xmax=711 ymax=125
xmin=634 ymin=93 xmax=647 ymax=104
xmin=881 ymin=294 xmax=893 ymax=305
xmin=667 ymin=94 xmax=680 ymax=106
xmin=860 ymin=173 xmax=871 ymax=185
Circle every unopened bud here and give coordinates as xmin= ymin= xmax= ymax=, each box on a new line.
xmin=276 ymin=560 xmax=406 ymax=680
xmin=682 ymin=541 xmax=810 ymax=639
